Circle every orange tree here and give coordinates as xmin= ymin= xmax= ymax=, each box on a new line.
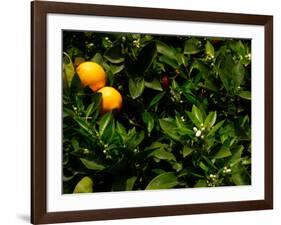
xmin=63 ymin=32 xmax=251 ymax=193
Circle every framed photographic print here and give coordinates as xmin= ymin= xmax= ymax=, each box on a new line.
xmin=31 ymin=1 xmax=273 ymax=224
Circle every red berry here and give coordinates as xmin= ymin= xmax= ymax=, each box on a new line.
xmin=161 ymin=75 xmax=170 ymax=89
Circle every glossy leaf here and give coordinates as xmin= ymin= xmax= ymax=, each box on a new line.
xmin=137 ymin=42 xmax=157 ymax=72
xmin=212 ymin=146 xmax=232 ymax=159
xmin=183 ymin=145 xmax=194 ymax=157
xmin=129 ymin=78 xmax=145 ymax=99
xmin=192 ymin=105 xmax=204 ymax=125
xmin=80 ymin=158 xmax=106 ymax=170
xmin=204 ymin=111 xmax=217 ymax=129
xmin=113 ymin=176 xmax=137 ymax=191
xmin=104 ymin=46 xmax=124 ymax=63
xmin=147 ymin=91 xmax=166 ymax=110
xmin=156 ymin=41 xmax=179 ymax=62
xmin=85 ymin=93 xmax=101 ymax=121
xmin=99 ymin=112 xmax=113 ymax=137
xmin=145 ymin=172 xmax=179 ymax=190
xmin=184 ymin=38 xmax=201 ymax=54
xmin=237 ymin=91 xmax=251 ymax=100
xmin=205 ymin=41 xmax=215 ymax=58
xmin=63 ymin=52 xmax=75 ymax=87
xmin=91 ymin=53 xmax=103 ymax=64
xmin=207 ymin=120 xmax=225 ymax=137
xmin=145 ymin=79 xmax=163 ymax=91
xmin=142 ymin=111 xmax=155 ymax=134
xmin=148 ymin=142 xmax=176 ymax=161
xmin=73 ymin=176 xmax=93 ymax=193
xmin=159 ymin=118 xmax=181 ymax=141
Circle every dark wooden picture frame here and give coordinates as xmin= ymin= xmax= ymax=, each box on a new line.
xmin=31 ymin=1 xmax=273 ymax=224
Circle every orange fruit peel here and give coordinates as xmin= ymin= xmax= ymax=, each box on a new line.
xmin=76 ymin=61 xmax=106 ymax=91
xmin=98 ymin=87 xmax=122 ymax=113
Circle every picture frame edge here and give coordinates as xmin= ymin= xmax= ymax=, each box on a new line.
xmin=31 ymin=1 xmax=274 ymax=224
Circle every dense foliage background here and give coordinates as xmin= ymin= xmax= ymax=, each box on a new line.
xmin=63 ymin=31 xmax=251 ymax=193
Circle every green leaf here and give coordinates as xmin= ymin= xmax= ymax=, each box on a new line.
xmin=80 ymin=158 xmax=106 ymax=171
xmin=183 ymin=145 xmax=194 ymax=157
xmin=110 ymin=64 xmax=125 ymax=74
xmin=104 ymin=45 xmax=124 ymax=63
xmin=129 ymin=78 xmax=145 ymax=99
xmin=194 ymin=179 xmax=207 ymax=187
xmin=159 ymin=55 xmax=178 ymax=69
xmin=73 ymin=117 xmax=95 ymax=136
xmin=145 ymin=172 xmax=179 ymax=190
xmin=212 ymin=146 xmax=232 ymax=159
xmin=91 ymin=53 xmax=103 ymax=64
xmin=204 ymin=111 xmax=217 ymax=129
xmin=229 ymin=40 xmax=247 ymax=55
xmin=99 ymin=112 xmax=113 ymax=137
xmin=112 ymin=176 xmax=137 ymax=191
xmin=184 ymin=38 xmax=201 ymax=54
xmin=142 ymin=111 xmax=155 ymax=134
xmin=198 ymin=161 xmax=209 ymax=172
xmin=134 ymin=147 xmax=160 ymax=162
xmin=175 ymin=115 xmax=193 ymax=137
xmin=232 ymin=61 xmax=245 ymax=87
xmin=137 ymin=42 xmax=157 ymax=72
xmin=70 ymin=73 xmax=81 ymax=94
xmin=229 ymin=145 xmax=244 ymax=164
xmin=85 ymin=93 xmax=101 ymax=120
xmin=237 ymin=91 xmax=251 ymax=100
xmin=145 ymin=79 xmax=163 ymax=91
xmin=207 ymin=120 xmax=225 ymax=137
xmin=102 ymin=119 xmax=115 ymax=142
xmin=116 ymin=121 xmax=127 ymax=142
xmin=191 ymin=105 xmax=204 ymax=125
xmin=148 ymin=143 xmax=176 ymax=161
xmin=204 ymin=79 xmax=219 ymax=92
xmin=231 ymin=164 xmax=250 ymax=185
xmin=63 ymin=52 xmax=75 ymax=87
xmin=73 ymin=176 xmax=93 ymax=193
xmin=186 ymin=111 xmax=201 ymax=128
xmin=126 ymin=176 xmax=137 ymax=190
xmin=159 ymin=118 xmax=181 ymax=141
xmin=216 ymin=53 xmax=235 ymax=92
xmin=147 ymin=91 xmax=166 ymax=110
xmin=63 ymin=171 xmax=80 ymax=182
xmin=126 ymin=129 xmax=145 ymax=149
xmin=156 ymin=41 xmax=179 ymax=62
xmin=205 ymin=41 xmax=215 ymax=58
xmin=202 ymin=156 xmax=218 ymax=170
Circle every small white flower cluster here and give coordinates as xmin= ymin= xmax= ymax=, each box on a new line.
xmin=104 ymin=37 xmax=113 ymax=47
xmin=87 ymin=43 xmax=94 ymax=48
xmin=193 ymin=124 xmax=205 ymax=139
xmin=133 ymin=39 xmax=141 ymax=48
xmin=83 ymin=148 xmax=90 ymax=154
xmin=245 ymin=53 xmax=251 ymax=60
xmin=206 ymin=55 xmax=215 ymax=61
xmin=170 ymin=89 xmax=182 ymax=103
xmin=103 ymin=147 xmax=112 ymax=159
xmin=207 ymin=174 xmax=218 ymax=187
xmin=223 ymin=166 xmax=232 ymax=174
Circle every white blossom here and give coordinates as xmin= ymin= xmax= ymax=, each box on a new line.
xmin=195 ymin=130 xmax=202 ymax=137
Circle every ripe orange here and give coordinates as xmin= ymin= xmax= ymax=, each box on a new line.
xmin=98 ymin=87 xmax=123 ymax=113
xmin=76 ymin=61 xmax=106 ymax=91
